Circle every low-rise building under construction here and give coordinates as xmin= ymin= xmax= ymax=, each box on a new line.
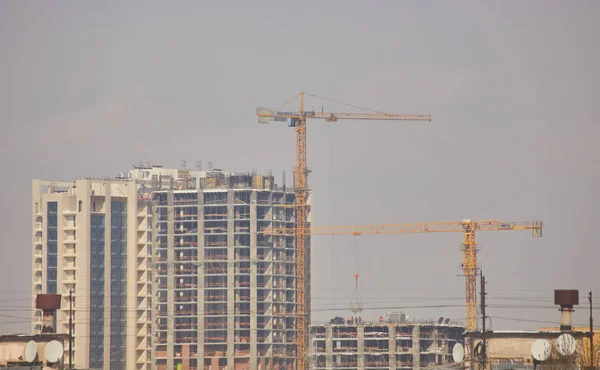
xmin=309 ymin=317 xmax=464 ymax=370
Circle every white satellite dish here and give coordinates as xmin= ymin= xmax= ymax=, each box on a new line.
xmin=452 ymin=343 xmax=465 ymax=363
xmin=556 ymin=333 xmax=577 ymax=356
xmin=44 ymin=340 xmax=64 ymax=363
xmin=531 ymin=339 xmax=551 ymax=361
xmin=24 ymin=340 xmax=37 ymax=363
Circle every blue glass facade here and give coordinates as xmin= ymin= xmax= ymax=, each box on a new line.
xmin=89 ymin=214 xmax=105 ymax=368
xmin=46 ymin=202 xmax=58 ymax=294
xmin=110 ymin=201 xmax=127 ymax=369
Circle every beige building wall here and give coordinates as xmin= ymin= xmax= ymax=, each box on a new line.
xmin=32 ymin=178 xmax=152 ymax=370
xmin=465 ymin=331 xmax=589 ymax=370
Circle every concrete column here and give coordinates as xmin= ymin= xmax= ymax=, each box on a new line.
xmin=55 ymin=196 xmax=64 ymax=332
xmin=226 ymin=190 xmax=235 ymax=369
xmin=71 ymin=180 xmax=91 ymax=368
xmin=166 ymin=192 xmax=175 ymax=369
xmin=389 ymin=325 xmax=396 ymax=370
xmin=197 ymin=190 xmax=205 ymax=364
xmin=433 ymin=326 xmax=440 ymax=365
xmin=150 ymin=202 xmax=158 ymax=370
xmin=325 ymin=326 xmax=333 ymax=369
xmin=182 ymin=344 xmax=190 ymax=370
xmin=266 ymin=192 xmax=273 ymax=369
xmin=357 ymin=325 xmax=365 ymax=370
xmin=126 ymin=182 xmax=139 ymax=370
xmin=250 ymin=191 xmax=258 ymax=369
xmin=412 ymin=325 xmax=420 ymax=370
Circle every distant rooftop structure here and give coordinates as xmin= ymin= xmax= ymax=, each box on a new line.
xmin=126 ymin=161 xmax=288 ymax=192
xmin=0 ymin=333 xmax=68 ymax=369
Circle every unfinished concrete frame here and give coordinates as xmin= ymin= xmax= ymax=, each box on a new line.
xmin=152 ymin=185 xmax=303 ymax=370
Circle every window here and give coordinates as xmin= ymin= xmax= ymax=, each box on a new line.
xmin=47 ymin=201 xmax=58 ymax=294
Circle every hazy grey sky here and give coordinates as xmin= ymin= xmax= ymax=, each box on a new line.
xmin=1 ymin=1 xmax=598 ymax=333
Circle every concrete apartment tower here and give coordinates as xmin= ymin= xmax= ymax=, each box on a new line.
xmin=32 ymin=177 xmax=153 ymax=370
xmin=151 ymin=170 xmax=308 ymax=370
xmin=32 ymin=163 xmax=310 ymax=370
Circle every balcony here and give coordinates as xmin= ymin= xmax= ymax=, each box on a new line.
xmin=137 ymin=223 xmax=152 ymax=233
xmin=63 ymin=223 xmax=76 ymax=230
xmin=137 ymin=340 xmax=149 ymax=351
xmin=63 ymin=249 xmax=76 ymax=257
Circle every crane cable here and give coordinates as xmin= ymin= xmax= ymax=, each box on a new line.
xmin=306 ymin=92 xmax=390 ymax=115
xmin=329 ymin=122 xmax=337 ymax=312
xmin=274 ymin=92 xmax=390 ymax=116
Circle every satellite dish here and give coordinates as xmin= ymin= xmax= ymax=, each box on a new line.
xmin=556 ymin=333 xmax=577 ymax=356
xmin=452 ymin=343 xmax=465 ymax=363
xmin=531 ymin=339 xmax=551 ymax=361
xmin=44 ymin=340 xmax=64 ymax=363
xmin=24 ymin=340 xmax=37 ymax=363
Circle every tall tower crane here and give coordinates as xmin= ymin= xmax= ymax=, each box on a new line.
xmin=264 ymin=219 xmax=543 ymax=332
xmin=256 ymin=92 xmax=431 ymax=369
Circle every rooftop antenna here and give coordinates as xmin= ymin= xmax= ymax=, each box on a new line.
xmin=350 ymin=273 xmax=363 ymax=315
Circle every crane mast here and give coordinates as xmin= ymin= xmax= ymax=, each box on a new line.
xmin=462 ymin=223 xmax=477 ymax=332
xmin=257 ymin=92 xmax=430 ymax=370
xmin=294 ymin=93 xmax=309 ymax=369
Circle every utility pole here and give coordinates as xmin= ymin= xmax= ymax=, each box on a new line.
xmin=590 ymin=291 xmax=594 ymax=368
xmin=69 ymin=289 xmax=73 ymax=370
xmin=480 ymin=271 xmax=487 ymax=370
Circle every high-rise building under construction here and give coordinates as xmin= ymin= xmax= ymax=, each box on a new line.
xmin=151 ymin=170 xmax=308 ymax=370
xmin=31 ymin=163 xmax=307 ymax=370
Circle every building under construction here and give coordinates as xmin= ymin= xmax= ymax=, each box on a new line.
xmin=309 ymin=315 xmax=464 ymax=369
xmin=151 ymin=169 xmax=310 ymax=370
